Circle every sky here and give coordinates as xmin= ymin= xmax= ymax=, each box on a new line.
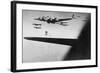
xmin=23 ymin=10 xmax=90 ymax=39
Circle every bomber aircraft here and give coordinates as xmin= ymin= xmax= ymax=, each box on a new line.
xmin=34 ymin=14 xmax=76 ymax=25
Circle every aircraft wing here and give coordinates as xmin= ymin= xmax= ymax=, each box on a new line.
xmin=34 ymin=18 xmax=42 ymax=21
xmin=24 ymin=37 xmax=77 ymax=46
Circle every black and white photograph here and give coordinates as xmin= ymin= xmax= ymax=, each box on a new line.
xmin=23 ymin=10 xmax=91 ymax=63
xmin=11 ymin=1 xmax=97 ymax=72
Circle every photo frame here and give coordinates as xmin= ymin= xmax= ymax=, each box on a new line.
xmin=11 ymin=1 xmax=98 ymax=72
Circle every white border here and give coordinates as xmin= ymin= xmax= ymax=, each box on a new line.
xmin=16 ymin=4 xmax=96 ymax=70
